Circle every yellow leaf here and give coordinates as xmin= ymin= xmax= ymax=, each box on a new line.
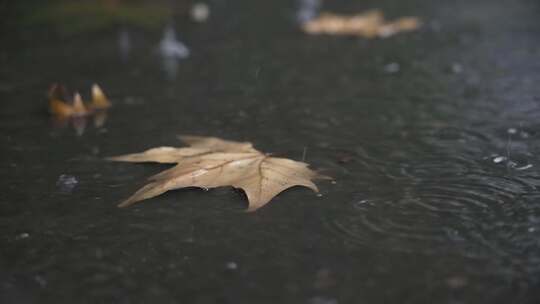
xmin=48 ymin=84 xmax=77 ymax=117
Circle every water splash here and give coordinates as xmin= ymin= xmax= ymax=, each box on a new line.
xmin=159 ymin=24 xmax=190 ymax=80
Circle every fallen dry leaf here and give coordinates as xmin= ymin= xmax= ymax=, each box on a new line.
xmin=48 ymin=83 xmax=111 ymax=117
xmin=49 ymin=83 xmax=111 ymax=135
xmin=108 ymin=136 xmax=329 ymax=211
xmin=302 ymin=9 xmax=421 ymax=38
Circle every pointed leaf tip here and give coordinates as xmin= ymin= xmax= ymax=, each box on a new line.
xmin=91 ymin=84 xmax=111 ymax=109
xmin=72 ymin=92 xmax=88 ymax=116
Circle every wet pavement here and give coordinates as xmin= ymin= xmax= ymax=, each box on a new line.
xmin=1 ymin=0 xmax=540 ymax=303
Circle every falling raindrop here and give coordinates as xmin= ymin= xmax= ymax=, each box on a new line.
xmin=118 ymin=28 xmax=131 ymax=62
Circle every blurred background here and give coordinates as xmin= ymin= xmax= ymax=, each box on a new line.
xmin=1 ymin=0 xmax=540 ymax=303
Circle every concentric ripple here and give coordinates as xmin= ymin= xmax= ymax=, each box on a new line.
xmin=324 ymin=125 xmax=540 ymax=276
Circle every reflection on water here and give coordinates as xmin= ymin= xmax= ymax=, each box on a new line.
xmin=159 ymin=24 xmax=190 ymax=80
xmin=52 ymin=112 xmax=108 ymax=136
xmin=56 ymin=174 xmax=79 ymax=194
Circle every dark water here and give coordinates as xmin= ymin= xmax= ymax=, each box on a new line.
xmin=2 ymin=0 xmax=540 ymax=303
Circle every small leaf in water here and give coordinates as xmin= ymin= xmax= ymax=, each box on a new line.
xmin=48 ymin=83 xmax=111 ymax=135
xmin=48 ymin=83 xmax=111 ymax=117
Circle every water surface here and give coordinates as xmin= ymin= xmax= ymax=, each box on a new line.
xmin=1 ymin=0 xmax=540 ymax=303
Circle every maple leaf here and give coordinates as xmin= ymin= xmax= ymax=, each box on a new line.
xmin=108 ymin=136 xmax=328 ymax=211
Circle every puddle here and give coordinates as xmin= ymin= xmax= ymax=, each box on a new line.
xmin=1 ymin=0 xmax=540 ymax=303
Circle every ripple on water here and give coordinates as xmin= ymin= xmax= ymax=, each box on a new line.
xmin=326 ymin=175 xmax=540 ymax=259
xmin=324 ymin=126 xmax=540 ymax=276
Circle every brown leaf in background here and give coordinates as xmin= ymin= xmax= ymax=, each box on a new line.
xmin=108 ymin=136 xmax=329 ymax=211
xmin=302 ymin=9 xmax=421 ymax=38
xmin=48 ymin=83 xmax=110 ymax=117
